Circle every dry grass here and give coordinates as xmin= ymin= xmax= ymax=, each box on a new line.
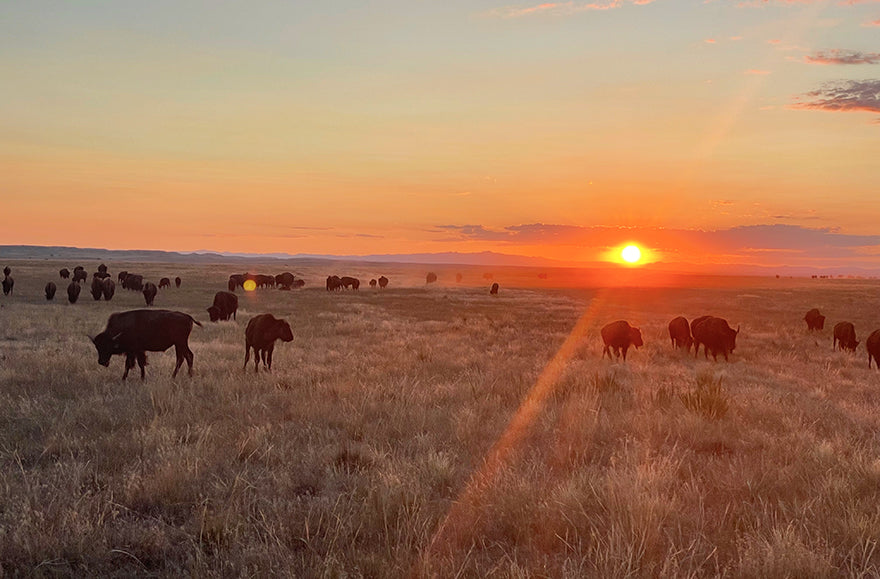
xmin=2 ymin=259 xmax=880 ymax=576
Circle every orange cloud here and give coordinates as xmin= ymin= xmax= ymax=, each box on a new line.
xmin=804 ymin=49 xmax=880 ymax=65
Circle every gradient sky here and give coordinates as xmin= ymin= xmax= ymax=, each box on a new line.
xmin=2 ymin=1 xmax=879 ymax=269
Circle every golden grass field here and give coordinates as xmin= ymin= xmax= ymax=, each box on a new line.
xmin=2 ymin=259 xmax=880 ymax=577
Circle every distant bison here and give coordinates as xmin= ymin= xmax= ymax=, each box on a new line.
xmin=804 ymin=308 xmax=825 ymax=331
xmin=426 ymin=272 xmax=438 ymax=284
xmin=275 ymin=272 xmax=296 ymax=289
xmin=3 ymin=266 xmax=10 ymax=277
xmin=122 ymin=274 xmax=144 ymax=291
xmin=668 ymin=316 xmax=693 ymax=351
xmin=2 ymin=276 xmax=13 ymax=296
xmin=143 ymin=282 xmax=158 ymax=306
xmin=91 ymin=309 xmax=201 ymax=380
xmin=340 ymin=276 xmax=360 ymax=290
xmin=59 ymin=268 xmax=70 ymax=279
xmin=67 ymin=281 xmax=81 ymax=304
xmin=601 ymin=320 xmax=643 ymax=361
xmin=72 ymin=269 xmax=88 ymax=284
xmin=102 ymin=278 xmax=116 ymax=301
xmin=369 ymin=279 xmax=377 ymax=288
xmin=326 ymin=275 xmax=343 ymax=291
xmin=207 ymin=291 xmax=238 ymax=322
xmin=90 ymin=276 xmax=104 ymax=300
xmin=229 ymin=274 xmax=247 ymax=291
xmin=45 ymin=282 xmax=57 ymax=301
xmin=692 ymin=316 xmax=739 ymax=361
xmin=244 ymin=313 xmax=294 ymax=372
xmin=867 ymin=330 xmax=880 ymax=369
xmin=158 ymin=277 xmax=171 ymax=289
xmin=175 ymin=276 xmax=181 ymax=288
xmin=378 ymin=276 xmax=388 ymax=289
xmin=490 ymin=282 xmax=499 ymax=295
xmin=833 ymin=321 xmax=858 ymax=352
xmin=97 ymin=263 xmax=108 ymax=275
xmin=291 ymin=279 xmax=305 ymax=288
xmin=118 ymin=271 xmax=128 ymax=283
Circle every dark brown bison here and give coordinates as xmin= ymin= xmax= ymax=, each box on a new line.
xmin=692 ymin=316 xmax=739 ymax=361
xmin=207 ymin=291 xmax=238 ymax=322
xmin=229 ymin=274 xmax=246 ymax=291
xmin=45 ymin=282 xmax=57 ymax=300
xmin=378 ymin=275 xmax=388 ymax=288
xmin=833 ymin=321 xmax=858 ymax=352
xmin=3 ymin=266 xmax=10 ymax=277
xmin=123 ymin=274 xmax=144 ymax=291
xmin=292 ymin=278 xmax=305 ymax=288
xmin=867 ymin=330 xmax=880 ymax=369
xmin=601 ymin=320 xmax=643 ymax=361
xmin=369 ymin=279 xmax=377 ymax=288
xmin=90 ymin=276 xmax=104 ymax=300
xmin=490 ymin=283 xmax=499 ymax=295
xmin=426 ymin=272 xmax=437 ymax=284
xmin=102 ymin=278 xmax=116 ymax=301
xmin=340 ymin=276 xmax=360 ymax=290
xmin=275 ymin=272 xmax=296 ymax=289
xmin=244 ymin=314 xmax=294 ymax=372
xmin=257 ymin=274 xmax=276 ymax=288
xmin=93 ymin=271 xmax=111 ymax=280
xmin=67 ymin=281 xmax=81 ymax=304
xmin=326 ymin=275 xmax=342 ymax=291
xmin=2 ymin=276 xmax=13 ymax=296
xmin=158 ymin=277 xmax=171 ymax=289
xmin=72 ymin=269 xmax=88 ymax=284
xmin=804 ymin=308 xmax=825 ymax=331
xmin=175 ymin=276 xmax=181 ymax=288
xmin=91 ymin=309 xmax=201 ymax=380
xmin=143 ymin=282 xmax=158 ymax=306
xmin=60 ymin=268 xmax=70 ymax=279
xmin=118 ymin=271 xmax=128 ymax=283
xmin=668 ymin=316 xmax=693 ymax=351
xmin=97 ymin=263 xmax=108 ymax=275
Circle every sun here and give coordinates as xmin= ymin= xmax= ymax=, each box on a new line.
xmin=621 ymin=245 xmax=641 ymax=264
xmin=243 ymin=279 xmax=257 ymax=291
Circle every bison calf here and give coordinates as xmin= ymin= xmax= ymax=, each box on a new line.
xmin=244 ymin=314 xmax=294 ymax=372
xmin=601 ymin=320 xmax=643 ymax=361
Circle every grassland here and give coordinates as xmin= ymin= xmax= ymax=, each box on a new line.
xmin=2 ymin=259 xmax=880 ymax=577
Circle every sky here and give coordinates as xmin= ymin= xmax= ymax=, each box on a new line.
xmin=1 ymin=0 xmax=879 ymax=270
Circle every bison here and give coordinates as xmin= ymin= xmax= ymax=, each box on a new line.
xmin=2 ymin=276 xmax=13 ymax=296
xmin=175 ymin=276 xmax=181 ymax=288
xmin=490 ymin=283 xmax=499 ymax=295
xmin=67 ymin=281 xmax=81 ymax=304
xmin=244 ymin=314 xmax=294 ymax=372
xmin=833 ymin=321 xmax=858 ymax=352
xmin=340 ymin=276 xmax=360 ymax=290
xmin=867 ymin=330 xmax=880 ymax=369
xmin=207 ymin=291 xmax=238 ymax=322
xmin=228 ymin=274 xmax=247 ymax=291
xmin=326 ymin=275 xmax=343 ymax=291
xmin=97 ymin=263 xmax=108 ymax=275
xmin=426 ymin=272 xmax=437 ymax=284
xmin=59 ymin=268 xmax=70 ymax=279
xmin=143 ymin=282 xmax=158 ymax=306
xmin=378 ymin=276 xmax=388 ymax=289
xmin=691 ymin=316 xmax=739 ymax=361
xmin=118 ymin=271 xmax=128 ymax=283
xmin=158 ymin=277 xmax=171 ymax=289
xmin=369 ymin=279 xmax=377 ymax=288
xmin=668 ymin=316 xmax=693 ymax=351
xmin=91 ymin=309 xmax=201 ymax=379
xmin=275 ymin=272 xmax=296 ymax=289
xmin=601 ymin=320 xmax=643 ymax=361
xmin=72 ymin=269 xmax=88 ymax=284
xmin=102 ymin=278 xmax=116 ymax=301
xmin=45 ymin=282 xmax=57 ymax=301
xmin=804 ymin=308 xmax=825 ymax=331
xmin=90 ymin=276 xmax=104 ymax=300
xmin=3 ymin=266 xmax=10 ymax=277
xmin=123 ymin=274 xmax=144 ymax=291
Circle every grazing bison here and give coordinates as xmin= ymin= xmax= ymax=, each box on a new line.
xmin=123 ymin=274 xmax=144 ymax=291
xmin=426 ymin=272 xmax=437 ymax=284
xmin=118 ymin=271 xmax=128 ymax=283
xmin=91 ymin=309 xmax=201 ymax=380
xmin=601 ymin=320 xmax=644 ymax=361
xmin=207 ymin=291 xmax=238 ymax=322
xmin=229 ymin=274 xmax=246 ymax=291
xmin=45 ymin=282 xmax=57 ymax=301
xmin=833 ymin=321 xmax=859 ymax=352
xmin=369 ymin=279 xmax=377 ymax=288
xmin=378 ymin=275 xmax=388 ymax=289
xmin=3 ymin=266 xmax=10 ymax=277
xmin=175 ymin=276 xmax=181 ymax=288
xmin=256 ymin=274 xmax=275 ymax=288
xmin=244 ymin=314 xmax=294 ymax=372
xmin=102 ymin=278 xmax=116 ymax=301
xmin=340 ymin=276 xmax=360 ymax=290
xmin=867 ymin=330 xmax=880 ymax=369
xmin=490 ymin=282 xmax=499 ymax=295
xmin=90 ymin=276 xmax=104 ymax=300
xmin=72 ymin=269 xmax=88 ymax=284
xmin=668 ymin=316 xmax=693 ymax=351
xmin=67 ymin=281 xmax=81 ymax=304
xmin=143 ymin=282 xmax=158 ymax=306
xmin=691 ymin=316 xmax=739 ymax=361
xmin=804 ymin=308 xmax=825 ymax=331
xmin=158 ymin=277 xmax=171 ymax=289
xmin=275 ymin=272 xmax=296 ymax=290
xmin=60 ymin=268 xmax=70 ymax=279
xmin=2 ymin=276 xmax=13 ymax=296
xmin=326 ymin=275 xmax=342 ymax=291
xmin=292 ymin=278 xmax=305 ymax=288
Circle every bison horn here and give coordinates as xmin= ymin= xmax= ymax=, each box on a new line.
xmin=736 ymin=325 xmax=740 ymax=334
xmin=111 ymin=332 xmax=123 ymax=341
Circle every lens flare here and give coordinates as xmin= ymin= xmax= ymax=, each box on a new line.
xmin=621 ymin=245 xmax=641 ymax=263
xmin=243 ymin=279 xmax=257 ymax=291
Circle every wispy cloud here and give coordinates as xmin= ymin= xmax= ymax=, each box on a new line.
xmin=745 ymin=69 xmax=772 ymax=75
xmin=792 ymin=79 xmax=880 ymax=114
xmin=864 ymin=19 xmax=880 ymax=27
xmin=489 ymin=0 xmax=654 ymax=18
xmin=805 ymin=49 xmax=880 ymax=65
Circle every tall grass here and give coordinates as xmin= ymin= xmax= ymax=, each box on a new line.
xmin=2 ymin=260 xmax=880 ymax=576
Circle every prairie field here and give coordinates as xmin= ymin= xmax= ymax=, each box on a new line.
xmin=3 ymin=259 xmax=880 ymax=577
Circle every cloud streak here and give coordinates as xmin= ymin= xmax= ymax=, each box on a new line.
xmin=804 ymin=49 xmax=880 ymax=65
xmin=792 ymin=79 xmax=880 ymax=114
xmin=490 ymin=0 xmax=654 ymax=18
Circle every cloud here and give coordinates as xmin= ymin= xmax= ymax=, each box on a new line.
xmin=792 ymin=79 xmax=880 ymax=114
xmin=490 ymin=0 xmax=654 ymax=18
xmin=745 ymin=69 xmax=772 ymax=75
xmin=804 ymin=50 xmax=880 ymax=65
xmin=865 ymin=19 xmax=880 ymax=27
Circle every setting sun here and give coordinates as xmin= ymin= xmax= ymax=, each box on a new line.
xmin=621 ymin=245 xmax=641 ymax=264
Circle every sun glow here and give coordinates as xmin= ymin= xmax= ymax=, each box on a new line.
xmin=621 ymin=245 xmax=642 ymax=264
xmin=243 ymin=279 xmax=257 ymax=291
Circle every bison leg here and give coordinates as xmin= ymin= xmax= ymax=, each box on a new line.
xmin=621 ymin=345 xmax=629 ymax=361
xmin=122 ymin=353 xmax=136 ymax=380
xmin=172 ymin=344 xmax=186 ymax=377
xmin=137 ymin=352 xmax=147 ymax=379
xmin=185 ymin=346 xmax=194 ymax=376
xmin=244 ymin=343 xmax=252 ymax=370
xmin=266 ymin=344 xmax=275 ymax=371
xmin=602 ymin=345 xmax=610 ymax=359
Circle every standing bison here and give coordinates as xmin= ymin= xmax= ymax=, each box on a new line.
xmin=668 ymin=316 xmax=693 ymax=351
xmin=102 ymin=278 xmax=116 ymax=301
xmin=490 ymin=283 xmax=499 ymax=295
xmin=143 ymin=282 xmax=158 ymax=306
xmin=600 ymin=320 xmax=643 ymax=361
xmin=326 ymin=275 xmax=343 ymax=291
xmin=340 ymin=276 xmax=360 ymax=290
xmin=369 ymin=279 xmax=377 ymax=288
xmin=833 ymin=321 xmax=858 ymax=352
xmin=45 ymin=282 xmax=57 ymax=301
xmin=244 ymin=314 xmax=294 ymax=372
xmin=378 ymin=276 xmax=389 ymax=289
xmin=275 ymin=272 xmax=296 ymax=290
xmin=72 ymin=269 xmax=88 ymax=284
xmin=1 ymin=276 xmax=13 ymax=296
xmin=67 ymin=281 xmax=81 ymax=304
xmin=175 ymin=276 xmax=181 ymax=288
xmin=691 ymin=316 xmax=739 ymax=361
xmin=207 ymin=291 xmax=238 ymax=322
xmin=91 ymin=309 xmax=201 ymax=379
xmin=867 ymin=330 xmax=880 ymax=369
xmin=59 ymin=268 xmax=70 ymax=279
xmin=804 ymin=308 xmax=825 ymax=331
xmin=158 ymin=277 xmax=171 ymax=289
xmin=90 ymin=276 xmax=104 ymax=301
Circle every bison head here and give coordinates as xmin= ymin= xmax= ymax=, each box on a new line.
xmin=207 ymin=306 xmax=221 ymax=322
xmin=277 ymin=320 xmax=294 ymax=342
xmin=91 ymin=331 xmax=123 ymax=366
xmin=630 ymin=327 xmax=644 ymax=348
